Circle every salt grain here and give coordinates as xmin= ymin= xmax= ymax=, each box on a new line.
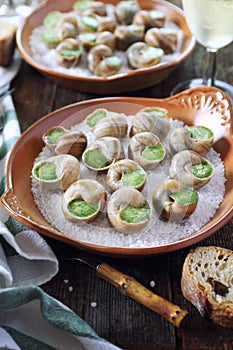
xmin=63 ymin=279 xmax=69 ymax=284
xmin=150 ymin=280 xmax=156 ymax=288
xmin=91 ymin=302 xmax=97 ymax=308
xmin=68 ymin=286 xmax=73 ymax=292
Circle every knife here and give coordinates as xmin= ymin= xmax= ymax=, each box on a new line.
xmin=0 ymin=56 xmax=21 ymax=93
xmin=52 ymin=242 xmax=188 ymax=328
xmin=0 ymin=88 xmax=15 ymax=103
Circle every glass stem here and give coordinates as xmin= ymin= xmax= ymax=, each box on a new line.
xmin=202 ymin=48 xmax=218 ymax=87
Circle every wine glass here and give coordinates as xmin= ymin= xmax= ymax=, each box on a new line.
xmin=171 ymin=0 xmax=233 ymax=99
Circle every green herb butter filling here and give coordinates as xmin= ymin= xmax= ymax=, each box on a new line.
xmin=60 ymin=48 xmax=82 ymax=59
xmin=73 ymin=0 xmax=93 ymax=13
xmin=141 ymin=144 xmax=165 ymax=161
xmin=45 ymin=129 xmax=65 ymax=145
xmin=86 ymin=109 xmax=107 ymax=128
xmin=120 ymin=204 xmax=151 ymax=224
xmin=143 ymin=107 xmax=166 ymax=116
xmin=43 ymin=11 xmax=62 ymax=28
xmin=105 ymin=56 xmax=123 ymax=69
xmin=122 ymin=167 xmax=146 ymax=187
xmin=191 ymin=162 xmax=213 ymax=178
xmin=81 ymin=15 xmax=98 ymax=31
xmin=189 ymin=126 xmax=214 ymax=140
xmin=170 ymin=187 xmax=198 ymax=206
xmin=79 ymin=32 xmax=97 ymax=44
xmin=84 ymin=148 xmax=111 ymax=169
xmin=40 ymin=29 xmax=59 ymax=45
xmin=68 ymin=198 xmax=98 ymax=217
xmin=34 ymin=162 xmax=57 ymax=180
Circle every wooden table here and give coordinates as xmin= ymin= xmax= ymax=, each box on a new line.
xmin=10 ymin=1 xmax=233 ymax=348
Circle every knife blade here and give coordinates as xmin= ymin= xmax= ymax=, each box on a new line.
xmin=0 ymin=56 xmax=21 ymax=92
xmin=52 ymin=242 xmax=188 ymax=328
xmin=0 ymin=87 xmax=15 ymax=104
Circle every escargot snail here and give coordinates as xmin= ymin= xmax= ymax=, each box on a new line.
xmin=107 ymin=187 xmax=151 ymax=234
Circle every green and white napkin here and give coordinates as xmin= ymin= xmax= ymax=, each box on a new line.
xmin=0 ymin=93 xmax=59 ymax=288
xmin=0 ymin=93 xmax=122 ymax=350
xmin=0 ymin=286 xmax=121 ymax=350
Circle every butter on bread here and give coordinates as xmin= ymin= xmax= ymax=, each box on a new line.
xmin=0 ymin=20 xmax=16 ymax=67
xmin=181 ymin=246 xmax=233 ymax=328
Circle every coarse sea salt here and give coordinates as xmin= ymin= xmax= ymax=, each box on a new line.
xmin=31 ymin=117 xmax=226 ymax=249
xmin=150 ymin=281 xmax=156 ymax=288
xmin=91 ymin=302 xmax=97 ymax=308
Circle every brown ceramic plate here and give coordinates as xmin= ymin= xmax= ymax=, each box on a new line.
xmin=16 ymin=0 xmax=195 ymax=94
xmin=1 ymin=87 xmax=233 ymax=257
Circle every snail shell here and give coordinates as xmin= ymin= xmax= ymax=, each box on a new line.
xmin=152 ymin=179 xmax=198 ymax=221
xmin=82 ymin=1 xmax=107 ymax=16
xmin=58 ymin=13 xmax=79 ymax=29
xmin=95 ymin=31 xmax=116 ymax=50
xmin=81 ymin=14 xmax=116 ymax=33
xmin=169 ymin=127 xmax=191 ymax=154
xmin=169 ymin=126 xmax=214 ymax=156
xmin=79 ymin=31 xmax=115 ymax=51
xmin=127 ymin=42 xmax=164 ymax=69
xmin=128 ymin=132 xmax=165 ymax=170
xmin=130 ymin=106 xmax=170 ymax=140
xmin=32 ymin=154 xmax=80 ymax=190
xmin=73 ymin=0 xmax=106 ymax=16
xmin=107 ymin=159 xmax=146 ymax=192
xmin=133 ymin=10 xmax=165 ymax=30
xmin=97 ymin=15 xmax=116 ymax=32
xmin=82 ymin=136 xmax=124 ymax=171
xmin=43 ymin=126 xmax=87 ymax=159
xmin=107 ymin=187 xmax=151 ymax=234
xmin=114 ymin=24 xmax=145 ymax=51
xmin=87 ymin=44 xmax=112 ymax=72
xmin=92 ymin=111 xmax=128 ymax=139
xmin=62 ymin=179 xmax=107 ymax=222
xmin=145 ymin=27 xmax=178 ymax=54
xmin=115 ymin=0 xmax=141 ymax=25
xmin=43 ymin=10 xmax=62 ymax=28
xmin=55 ymin=38 xmax=82 ymax=68
xmin=41 ymin=11 xmax=77 ymax=48
xmin=57 ymin=13 xmax=79 ymax=40
xmin=93 ymin=55 xmax=123 ymax=77
xmin=87 ymin=44 xmax=122 ymax=76
xmin=40 ymin=11 xmax=62 ymax=48
xmin=169 ymin=150 xmax=214 ymax=189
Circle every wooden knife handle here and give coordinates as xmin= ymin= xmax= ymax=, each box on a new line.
xmin=97 ymin=263 xmax=188 ymax=328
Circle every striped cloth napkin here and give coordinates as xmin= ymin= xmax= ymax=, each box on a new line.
xmin=0 ymin=92 xmax=122 ymax=350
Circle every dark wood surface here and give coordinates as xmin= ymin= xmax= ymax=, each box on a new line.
xmin=10 ymin=1 xmax=233 ymax=348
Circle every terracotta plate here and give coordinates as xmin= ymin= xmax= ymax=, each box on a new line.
xmin=1 ymin=87 xmax=233 ymax=257
xmin=16 ymin=0 xmax=195 ymax=94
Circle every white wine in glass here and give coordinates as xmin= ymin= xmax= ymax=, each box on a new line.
xmin=171 ymin=0 xmax=233 ymax=98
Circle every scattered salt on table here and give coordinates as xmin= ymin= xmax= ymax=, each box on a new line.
xmin=150 ymin=280 xmax=156 ymax=288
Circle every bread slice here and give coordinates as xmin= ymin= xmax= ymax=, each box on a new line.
xmin=0 ymin=20 xmax=16 ymax=67
xmin=181 ymin=246 xmax=233 ymax=328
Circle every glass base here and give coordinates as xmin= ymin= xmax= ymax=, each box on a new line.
xmin=170 ymin=78 xmax=233 ymax=102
